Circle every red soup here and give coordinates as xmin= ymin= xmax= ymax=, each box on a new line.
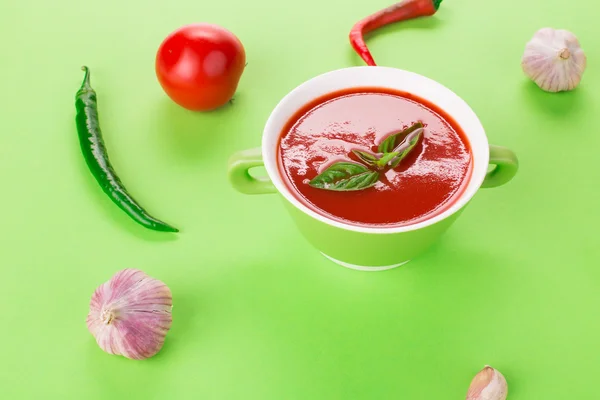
xmin=277 ymin=88 xmax=473 ymax=227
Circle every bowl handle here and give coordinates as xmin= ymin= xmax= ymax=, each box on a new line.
xmin=482 ymin=145 xmax=519 ymax=188
xmin=228 ymin=148 xmax=277 ymax=195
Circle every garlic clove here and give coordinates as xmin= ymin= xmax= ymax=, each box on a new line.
xmin=86 ymin=269 xmax=173 ymax=360
xmin=466 ymin=366 xmax=508 ymax=400
xmin=522 ymin=27 xmax=587 ymax=92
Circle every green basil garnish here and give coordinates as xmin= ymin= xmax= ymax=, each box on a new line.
xmin=378 ymin=122 xmax=424 ymax=153
xmin=308 ymin=122 xmax=425 ymax=192
xmin=351 ymin=149 xmax=380 ymax=168
xmin=375 ymin=151 xmax=399 ymax=168
xmin=309 ymin=162 xmax=379 ymax=191
xmin=389 ymin=127 xmax=424 ymax=168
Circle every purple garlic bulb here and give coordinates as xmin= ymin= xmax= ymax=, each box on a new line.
xmin=87 ymin=269 xmax=173 ymax=360
xmin=522 ymin=28 xmax=587 ymax=92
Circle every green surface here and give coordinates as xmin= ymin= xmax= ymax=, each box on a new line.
xmin=0 ymin=0 xmax=598 ymax=398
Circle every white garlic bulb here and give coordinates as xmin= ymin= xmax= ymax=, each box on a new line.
xmin=522 ymin=28 xmax=586 ymax=92
xmin=466 ymin=366 xmax=508 ymax=400
xmin=87 ymin=269 xmax=173 ymax=360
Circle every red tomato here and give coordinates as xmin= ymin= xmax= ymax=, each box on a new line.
xmin=155 ymin=24 xmax=246 ymax=111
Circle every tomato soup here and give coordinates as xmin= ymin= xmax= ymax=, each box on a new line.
xmin=278 ymin=88 xmax=472 ymax=227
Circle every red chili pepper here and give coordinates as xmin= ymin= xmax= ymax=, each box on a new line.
xmin=349 ymin=0 xmax=443 ymax=66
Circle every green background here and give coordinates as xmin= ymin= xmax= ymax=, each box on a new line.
xmin=1 ymin=0 xmax=598 ymax=398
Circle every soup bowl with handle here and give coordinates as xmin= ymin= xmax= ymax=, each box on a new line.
xmin=228 ymin=66 xmax=518 ymax=271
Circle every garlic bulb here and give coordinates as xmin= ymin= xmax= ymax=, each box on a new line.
xmin=87 ymin=269 xmax=173 ymax=360
xmin=522 ymin=28 xmax=586 ymax=92
xmin=466 ymin=366 xmax=508 ymax=400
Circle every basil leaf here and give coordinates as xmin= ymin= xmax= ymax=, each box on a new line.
xmin=352 ymin=149 xmax=379 ymax=167
xmin=328 ymin=170 xmax=379 ymax=191
xmin=389 ymin=128 xmax=424 ymax=168
xmin=375 ymin=152 xmax=399 ymax=168
xmin=309 ymin=162 xmax=380 ymax=191
xmin=378 ymin=122 xmax=424 ymax=153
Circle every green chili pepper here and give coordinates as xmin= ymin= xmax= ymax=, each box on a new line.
xmin=75 ymin=66 xmax=178 ymax=233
